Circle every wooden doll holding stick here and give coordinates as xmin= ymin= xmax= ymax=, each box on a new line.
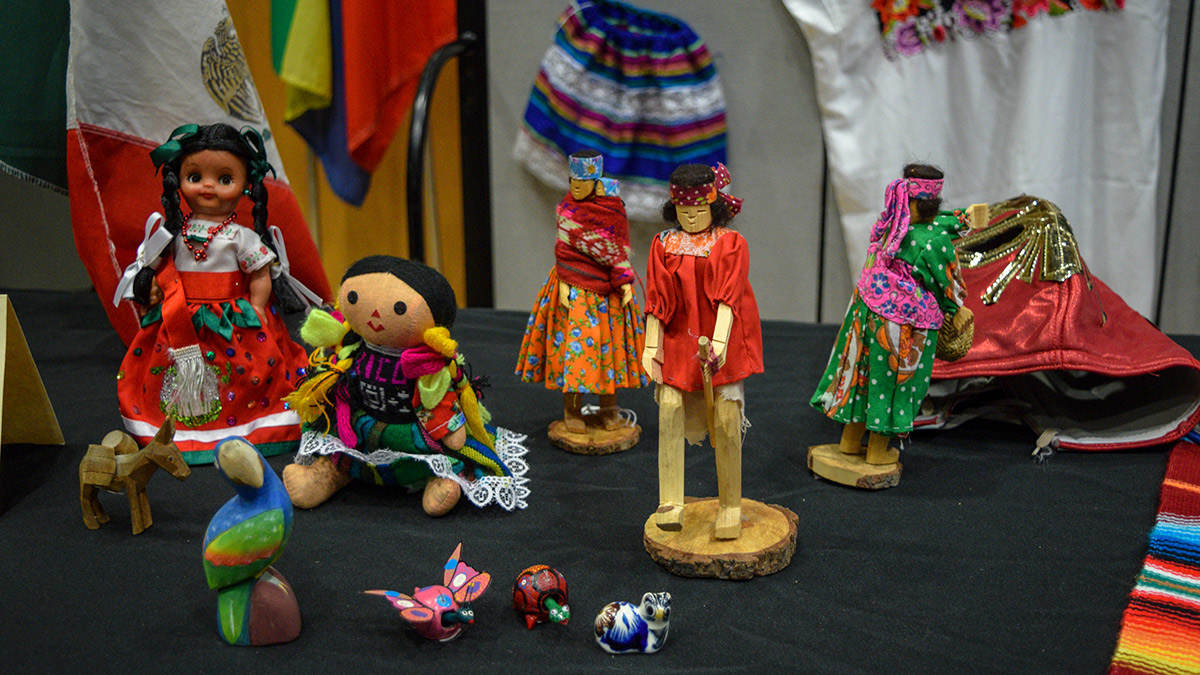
xmin=641 ymin=163 xmax=763 ymax=540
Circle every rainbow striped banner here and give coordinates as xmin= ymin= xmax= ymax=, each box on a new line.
xmin=1111 ymin=441 xmax=1200 ymax=674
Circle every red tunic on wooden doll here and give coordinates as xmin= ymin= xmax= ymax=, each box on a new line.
xmin=114 ymin=124 xmax=317 ymax=464
xmin=645 ymin=227 xmax=762 ymax=391
xmin=642 ymin=163 xmax=763 ymax=540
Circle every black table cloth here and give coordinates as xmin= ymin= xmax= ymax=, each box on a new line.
xmin=0 ymin=289 xmax=1179 ymax=672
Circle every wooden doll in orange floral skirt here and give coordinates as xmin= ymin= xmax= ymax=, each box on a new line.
xmin=515 ymin=150 xmax=648 ymax=454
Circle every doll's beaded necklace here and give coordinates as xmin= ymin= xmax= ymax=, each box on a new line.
xmin=182 ymin=212 xmax=236 ymax=261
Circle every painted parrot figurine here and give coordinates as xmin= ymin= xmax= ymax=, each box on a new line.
xmin=365 ymin=542 xmax=491 ymax=642
xmin=203 ymin=437 xmax=299 ymax=646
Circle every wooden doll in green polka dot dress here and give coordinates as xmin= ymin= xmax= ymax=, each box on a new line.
xmin=809 ymin=164 xmax=972 ymax=488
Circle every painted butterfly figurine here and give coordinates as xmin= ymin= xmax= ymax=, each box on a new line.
xmin=365 ymin=542 xmax=491 ymax=642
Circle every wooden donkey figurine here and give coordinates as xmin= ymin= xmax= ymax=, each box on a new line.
xmin=80 ymin=419 xmax=191 ymax=534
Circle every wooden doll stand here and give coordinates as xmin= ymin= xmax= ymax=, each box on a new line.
xmin=807 ymin=444 xmax=902 ymax=490
xmin=643 ymin=497 xmax=798 ymax=579
xmin=548 ymin=416 xmax=640 ymax=455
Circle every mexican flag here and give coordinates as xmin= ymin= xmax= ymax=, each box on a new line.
xmin=67 ymin=0 xmax=330 ymax=344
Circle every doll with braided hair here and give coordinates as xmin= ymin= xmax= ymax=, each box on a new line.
xmin=282 ymin=256 xmax=529 ymax=515
xmin=114 ymin=123 xmax=316 ymax=464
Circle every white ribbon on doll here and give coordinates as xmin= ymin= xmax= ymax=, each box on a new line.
xmin=112 ymin=212 xmax=173 ymax=306
xmin=267 ymin=224 xmax=324 ymax=307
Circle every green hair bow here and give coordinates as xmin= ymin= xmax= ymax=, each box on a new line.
xmin=240 ymin=127 xmax=276 ymax=184
xmin=148 ymin=124 xmax=200 ymax=173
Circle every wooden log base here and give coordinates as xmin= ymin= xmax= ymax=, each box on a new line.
xmin=807 ymin=443 xmax=902 ymax=490
xmin=548 ymin=419 xmax=640 ymax=455
xmin=643 ymin=497 xmax=798 ymax=580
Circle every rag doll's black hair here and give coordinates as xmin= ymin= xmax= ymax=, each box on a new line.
xmin=661 ymin=163 xmax=734 ymax=228
xmin=340 ymin=256 xmax=458 ymax=343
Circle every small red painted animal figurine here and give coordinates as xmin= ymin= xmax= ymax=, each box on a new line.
xmin=365 ymin=543 xmax=491 ymax=642
xmin=512 ymin=565 xmax=570 ymax=629
xmin=79 ymin=419 xmax=190 ymax=534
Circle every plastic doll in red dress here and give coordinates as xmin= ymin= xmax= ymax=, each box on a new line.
xmin=515 ymin=149 xmax=647 ymax=453
xmin=113 ymin=123 xmax=318 ymax=464
xmin=641 ymin=163 xmax=763 ymax=540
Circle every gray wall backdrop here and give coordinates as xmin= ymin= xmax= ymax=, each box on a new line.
xmin=5 ymin=1 xmax=1197 ymax=332
xmin=488 ymin=0 xmax=1200 ymax=331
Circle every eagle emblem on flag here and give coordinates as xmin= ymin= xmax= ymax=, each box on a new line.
xmin=201 ymin=17 xmax=258 ymax=121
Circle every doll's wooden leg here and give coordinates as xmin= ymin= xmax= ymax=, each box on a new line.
xmin=865 ymin=432 xmax=899 ymax=465
xmin=840 ymin=422 xmax=867 ymax=455
xmin=563 ymin=392 xmax=586 ymax=433
xmin=598 ymin=393 xmax=622 ymax=431
xmin=655 ymin=385 xmax=685 ymax=531
xmin=713 ymin=397 xmax=743 ymax=540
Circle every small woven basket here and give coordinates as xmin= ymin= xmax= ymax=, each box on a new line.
xmin=936 ymin=307 xmax=974 ymax=362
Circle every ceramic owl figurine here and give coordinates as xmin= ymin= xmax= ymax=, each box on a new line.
xmin=594 ymin=591 xmax=671 ymax=654
xmin=365 ymin=543 xmax=491 ymax=642
xmin=202 ymin=437 xmax=300 ymax=646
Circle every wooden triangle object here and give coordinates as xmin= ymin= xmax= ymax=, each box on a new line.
xmin=0 ymin=295 xmax=64 ymax=449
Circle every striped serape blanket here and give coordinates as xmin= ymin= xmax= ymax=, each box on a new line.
xmin=1111 ymin=440 xmax=1200 ymax=674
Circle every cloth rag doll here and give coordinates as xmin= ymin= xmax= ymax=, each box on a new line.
xmin=810 ymin=163 xmax=971 ymax=476
xmin=641 ymin=163 xmax=763 ymax=540
xmin=282 ymin=256 xmax=529 ymax=515
xmin=515 ymin=149 xmax=647 ymax=450
xmin=114 ymin=123 xmax=318 ymax=464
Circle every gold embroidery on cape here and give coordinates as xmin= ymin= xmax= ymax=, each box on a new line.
xmin=954 ymin=196 xmax=1083 ymax=305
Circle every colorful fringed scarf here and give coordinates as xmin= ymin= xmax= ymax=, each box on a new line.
xmin=514 ymin=0 xmax=727 ymax=221
xmin=856 ymin=178 xmax=946 ymax=330
xmin=1110 ymin=440 xmax=1200 ymax=674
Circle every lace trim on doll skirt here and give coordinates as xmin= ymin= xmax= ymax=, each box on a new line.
xmin=296 ymin=428 xmax=531 ymax=511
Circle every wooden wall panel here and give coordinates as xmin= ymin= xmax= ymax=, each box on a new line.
xmin=226 ymin=0 xmax=468 ymax=304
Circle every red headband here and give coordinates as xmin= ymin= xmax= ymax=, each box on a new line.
xmin=669 ymin=163 xmax=744 ymax=218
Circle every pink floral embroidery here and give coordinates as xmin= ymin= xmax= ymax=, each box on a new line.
xmin=874 ymin=0 xmax=1124 ymax=60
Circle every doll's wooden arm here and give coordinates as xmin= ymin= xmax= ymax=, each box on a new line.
xmin=968 ymin=203 xmax=988 ymax=231
xmin=642 ymin=314 xmax=663 ymax=383
xmin=711 ymin=303 xmax=733 ymax=368
xmin=620 ymin=283 xmax=633 ymax=306
xmin=558 ymin=280 xmax=572 ymax=308
xmin=248 ymin=266 xmax=271 ymax=319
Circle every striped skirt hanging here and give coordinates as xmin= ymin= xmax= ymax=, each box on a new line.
xmin=514 ymin=0 xmax=727 ymax=221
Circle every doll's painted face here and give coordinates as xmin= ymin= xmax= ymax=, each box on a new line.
xmin=179 ymin=149 xmax=248 ymax=219
xmin=339 ymin=272 xmax=435 ymax=350
xmin=676 ymin=203 xmax=713 ymax=234
xmin=569 ymin=178 xmax=596 ymax=201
